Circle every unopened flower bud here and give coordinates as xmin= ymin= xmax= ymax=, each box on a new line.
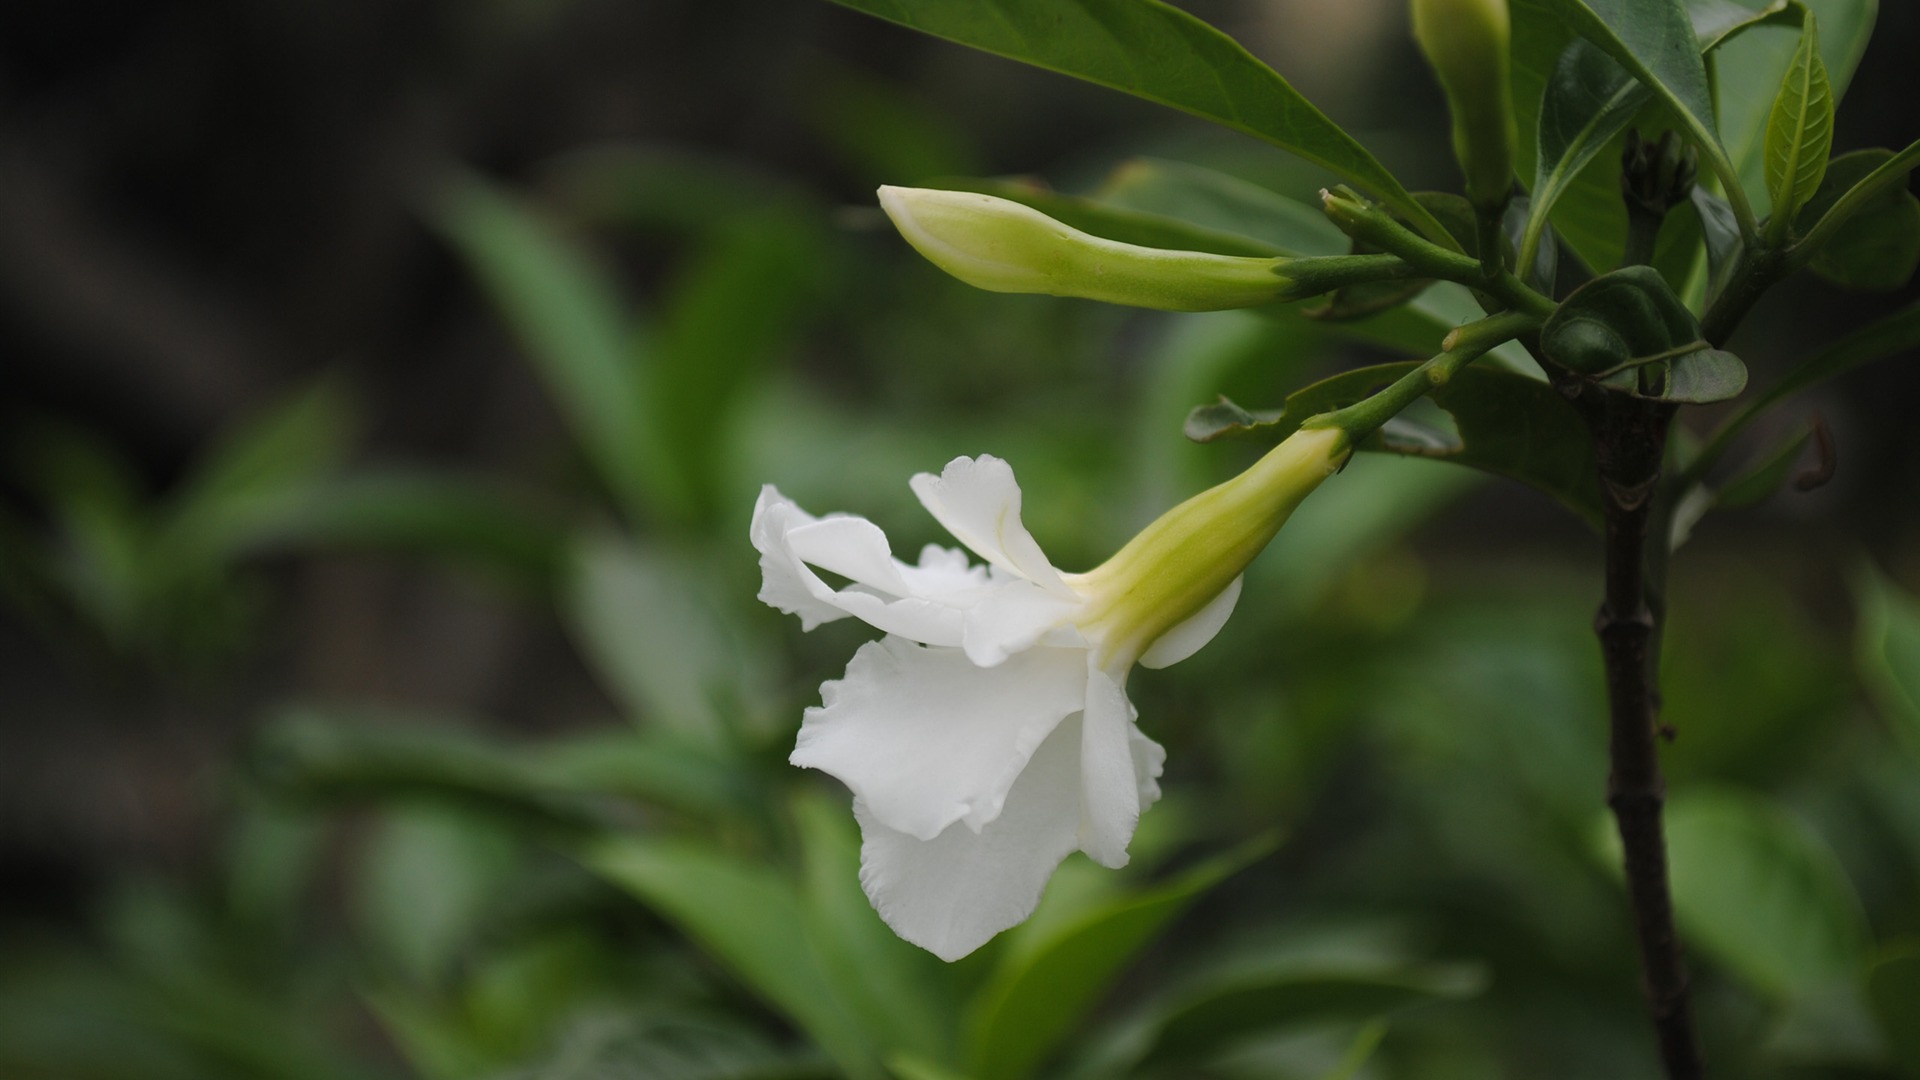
xmin=1069 ymin=425 xmax=1350 ymax=667
xmin=878 ymin=186 xmax=1296 ymax=312
xmin=1412 ymin=0 xmax=1516 ymax=212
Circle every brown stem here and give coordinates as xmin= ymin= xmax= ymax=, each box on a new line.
xmin=1559 ymin=373 xmax=1704 ymax=1077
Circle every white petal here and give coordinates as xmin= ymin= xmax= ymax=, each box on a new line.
xmin=791 ymin=637 xmax=1087 ymax=840
xmin=960 ymin=580 xmax=1084 ymax=668
xmin=752 ymin=492 xmax=974 ymax=647
xmin=750 ymin=486 xmax=850 ymax=630
xmin=1077 ymin=663 xmax=1142 ymax=868
xmin=854 ymin=714 xmax=1087 ymax=962
xmin=909 ymin=456 xmax=1074 ymax=596
xmin=1138 ymin=575 xmax=1244 ymax=670
xmin=1130 ymin=723 xmax=1167 ymax=809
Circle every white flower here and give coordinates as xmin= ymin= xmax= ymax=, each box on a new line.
xmin=752 ymin=428 xmax=1347 ymax=960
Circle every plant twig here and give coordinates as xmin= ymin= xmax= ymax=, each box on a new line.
xmin=1562 ymin=376 xmax=1704 ymax=1078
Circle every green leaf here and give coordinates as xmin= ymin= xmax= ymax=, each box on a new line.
xmin=1856 ymin=565 xmax=1920 ymax=756
xmin=579 ymin=835 xmax=885 ymax=1079
xmin=1541 ymin=266 xmax=1747 ymax=401
xmin=1794 ymin=147 xmax=1920 ymax=289
xmin=1641 ymin=787 xmax=1871 ymax=999
xmin=1716 ymin=0 xmax=1878 ymax=218
xmin=1762 ymin=16 xmax=1835 ymax=237
xmin=1692 ymin=0 xmax=1796 ymax=48
xmin=429 ymin=174 xmax=672 ymax=523
xmin=651 ymin=216 xmax=820 ymax=516
xmin=1868 ymin=943 xmax=1920 ymax=1076
xmin=1522 ymin=39 xmax=1651 ymax=269
xmin=792 ymin=792 xmax=958 ymax=1067
xmin=352 ymin=806 xmax=518 ymax=986
xmin=1092 ymin=158 xmax=1349 ymax=255
xmin=1127 ymin=927 xmax=1485 ymax=1070
xmin=563 ymin=533 xmax=769 ymax=738
xmin=1188 ymin=363 xmax=1602 ymax=526
xmin=166 ymin=376 xmax=357 ymax=537
xmin=1527 ymin=0 xmax=1728 ymax=193
xmin=822 ymin=0 xmax=1450 ymax=245
xmin=963 ymin=839 xmax=1271 ymax=1080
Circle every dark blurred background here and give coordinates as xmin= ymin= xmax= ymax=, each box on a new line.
xmin=2 ymin=1 xmax=1918 ymax=1074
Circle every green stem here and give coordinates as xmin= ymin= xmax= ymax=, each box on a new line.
xmin=1321 ymin=189 xmax=1556 ymax=318
xmin=1307 ymin=310 xmax=1539 ymax=441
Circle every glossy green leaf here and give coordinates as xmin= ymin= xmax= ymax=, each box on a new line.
xmin=1762 ymin=16 xmax=1834 ymax=236
xmin=792 ymin=792 xmax=957 ymax=1067
xmin=1090 ymin=158 xmax=1349 ymax=256
xmin=1716 ymin=0 xmax=1877 ymax=218
xmin=1541 ymin=266 xmax=1704 ymax=374
xmin=1530 ymin=0 xmax=1726 ymax=187
xmin=1187 ymin=362 xmax=1601 ymax=526
xmin=1868 ymin=943 xmax=1920 ymax=1075
xmin=1522 ymin=39 xmax=1650 ymax=269
xmin=822 ymin=0 xmax=1450 ymax=245
xmin=580 ymin=836 xmax=885 ymax=1079
xmin=1794 ymin=147 xmax=1920 ymax=289
xmin=1856 ymin=566 xmax=1920 ymax=756
xmin=1692 ymin=0 xmax=1795 ymax=48
xmin=963 ymin=839 xmax=1271 ymax=1080
xmin=430 ymin=175 xmax=671 ymax=523
xmin=1650 ymin=787 xmax=1870 ymax=998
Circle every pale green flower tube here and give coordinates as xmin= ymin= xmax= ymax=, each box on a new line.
xmin=1412 ymin=0 xmax=1516 ymax=212
xmin=1068 ymin=425 xmax=1351 ymax=668
xmin=879 ymin=185 xmax=1297 ymax=312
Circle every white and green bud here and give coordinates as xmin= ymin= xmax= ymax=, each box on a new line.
xmin=878 ymin=185 xmax=1297 ymax=312
xmin=1067 ymin=425 xmax=1350 ymax=668
xmin=1412 ymin=0 xmax=1516 ymax=211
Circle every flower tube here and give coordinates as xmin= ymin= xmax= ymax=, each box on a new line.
xmin=752 ymin=426 xmax=1348 ymax=960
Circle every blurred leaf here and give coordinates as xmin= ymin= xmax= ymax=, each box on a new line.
xmin=1630 ymin=787 xmax=1870 ymax=999
xmin=1318 ymin=1020 xmax=1387 ymax=1080
xmin=541 ymin=145 xmax=818 ymax=237
xmin=563 ymin=534 xmax=770 ymax=738
xmin=1868 ymin=942 xmax=1920 ymax=1076
xmin=805 ymin=65 xmax=982 ymax=184
xmin=963 ymin=837 xmax=1273 ymax=1080
xmin=1761 ymin=15 xmax=1834 ymax=233
xmin=223 ymin=800 xmax=327 ymax=934
xmin=1712 ymin=422 xmax=1812 ymax=510
xmin=1119 ymin=925 xmax=1486 ymax=1071
xmin=792 ymin=791 xmax=958 ymax=1066
xmin=1856 ymin=565 xmax=1920 ymax=756
xmin=354 ymin=807 xmax=520 ymax=986
xmin=579 ymin=836 xmax=885 ymax=1079
xmin=210 ymin=471 xmax=568 ymax=592
xmin=430 ymin=174 xmax=674 ymax=523
xmin=821 ymin=0 xmax=1452 ymax=245
xmin=167 ymin=377 xmax=357 ymax=539
xmin=486 ymin=1009 xmax=835 ymax=1080
xmin=1713 ymin=0 xmax=1877 ymax=218
xmin=652 ymin=217 xmax=821 ymax=519
xmin=1188 ymin=363 xmax=1600 ymax=527
xmin=528 ymin=730 xmax=753 ymax=820
xmin=1795 ymin=147 xmax=1920 ymax=290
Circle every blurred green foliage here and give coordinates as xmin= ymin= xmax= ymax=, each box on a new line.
xmin=2 ymin=1 xmax=1918 ymax=1077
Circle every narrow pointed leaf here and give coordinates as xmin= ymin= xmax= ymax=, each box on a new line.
xmin=822 ymin=0 xmax=1451 ymax=245
xmin=1763 ymin=18 xmax=1835 ymax=234
xmin=963 ymin=839 xmax=1271 ymax=1080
